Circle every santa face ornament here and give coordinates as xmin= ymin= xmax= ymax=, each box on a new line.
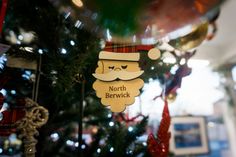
xmin=93 ymin=51 xmax=144 ymax=112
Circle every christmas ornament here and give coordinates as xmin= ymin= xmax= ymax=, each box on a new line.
xmin=93 ymin=43 xmax=160 ymax=112
xmin=147 ymin=99 xmax=171 ymax=157
xmin=16 ymin=98 xmax=49 ymax=157
xmin=93 ymin=51 xmax=144 ymax=112
xmin=168 ymin=21 xmax=209 ymax=51
xmin=50 ymin=0 xmax=223 ymax=44
xmin=167 ymin=92 xmax=177 ymax=103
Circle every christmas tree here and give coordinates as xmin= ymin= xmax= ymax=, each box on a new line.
xmin=0 ymin=0 xmax=223 ymax=157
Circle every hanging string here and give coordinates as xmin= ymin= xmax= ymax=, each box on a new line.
xmin=32 ymin=55 xmax=42 ymax=102
xmin=0 ymin=0 xmax=8 ymax=34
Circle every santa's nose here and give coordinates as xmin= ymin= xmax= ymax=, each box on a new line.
xmin=114 ymin=67 xmax=121 ymax=71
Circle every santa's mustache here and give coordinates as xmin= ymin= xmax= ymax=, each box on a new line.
xmin=93 ymin=70 xmax=144 ymax=81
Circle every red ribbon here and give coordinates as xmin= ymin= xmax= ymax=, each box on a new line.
xmin=104 ymin=42 xmax=154 ymax=53
xmin=0 ymin=0 xmax=8 ymax=34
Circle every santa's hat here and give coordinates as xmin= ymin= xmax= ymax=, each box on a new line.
xmin=99 ymin=42 xmax=161 ymax=61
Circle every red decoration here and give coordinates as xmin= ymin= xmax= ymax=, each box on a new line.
xmin=0 ymin=0 xmax=8 ymax=33
xmin=147 ymin=99 xmax=171 ymax=157
xmin=0 ymin=76 xmax=25 ymax=136
xmin=0 ymin=98 xmax=25 ymax=136
xmin=103 ymin=42 xmax=154 ymax=53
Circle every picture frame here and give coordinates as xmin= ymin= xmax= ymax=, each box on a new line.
xmin=170 ymin=116 xmax=209 ymax=156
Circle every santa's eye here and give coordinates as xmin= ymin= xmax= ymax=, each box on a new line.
xmin=121 ymin=65 xmax=127 ymax=69
xmin=109 ymin=66 xmax=114 ymax=70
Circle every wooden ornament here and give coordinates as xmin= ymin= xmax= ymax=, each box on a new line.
xmin=93 ymin=79 xmax=144 ymax=112
xmin=148 ymin=48 xmax=161 ymax=60
xmin=93 ymin=51 xmax=144 ymax=112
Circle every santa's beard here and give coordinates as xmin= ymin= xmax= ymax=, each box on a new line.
xmin=93 ymin=70 xmax=144 ymax=81
xmin=93 ymin=78 xmax=144 ymax=112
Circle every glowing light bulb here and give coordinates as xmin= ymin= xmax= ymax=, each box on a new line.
xmin=128 ymin=126 xmax=134 ymax=132
xmin=60 ymin=48 xmax=67 ymax=54
xmin=97 ymin=148 xmax=101 ymax=153
xmin=81 ymin=144 xmax=86 ymax=149
xmin=107 ymin=113 xmax=112 ymax=118
xmin=109 ymin=121 xmax=114 ymax=127
xmin=109 ymin=147 xmax=114 ymax=152
xmin=38 ymin=49 xmax=43 ymax=54
xmin=70 ymin=40 xmax=75 ymax=46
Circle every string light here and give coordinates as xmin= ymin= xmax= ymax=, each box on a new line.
xmin=50 ymin=133 xmax=59 ymax=142
xmin=60 ymin=48 xmax=67 ymax=54
xmin=0 ymin=89 xmax=7 ymax=96
xmin=38 ymin=49 xmax=43 ymax=54
xmin=64 ymin=12 xmax=71 ymax=19
xmin=81 ymin=144 xmax=86 ymax=149
xmin=151 ymin=66 xmax=155 ymax=70
xmin=97 ymin=148 xmax=101 ymax=153
xmin=0 ymin=148 xmax=3 ymax=153
xmin=10 ymin=90 xmax=16 ymax=95
xmin=22 ymin=71 xmax=32 ymax=80
xmin=142 ymin=142 xmax=147 ymax=146
xmin=107 ymin=113 xmax=112 ymax=118
xmin=0 ymin=55 xmax=7 ymax=70
xmin=75 ymin=142 xmax=79 ymax=147
xmin=109 ymin=147 xmax=114 ymax=152
xmin=70 ymin=40 xmax=75 ymax=46
xmin=75 ymin=20 xmax=82 ymax=28
xmin=109 ymin=121 xmax=115 ymax=127
xmin=128 ymin=126 xmax=134 ymax=132
xmin=66 ymin=140 xmax=74 ymax=146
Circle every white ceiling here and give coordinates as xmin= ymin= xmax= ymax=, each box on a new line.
xmin=194 ymin=0 xmax=236 ymax=67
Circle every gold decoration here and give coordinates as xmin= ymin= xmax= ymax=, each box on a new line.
xmin=16 ymin=98 xmax=49 ymax=157
xmin=169 ymin=22 xmax=209 ymax=51
xmin=167 ymin=92 xmax=177 ymax=103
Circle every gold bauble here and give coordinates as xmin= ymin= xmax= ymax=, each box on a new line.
xmin=169 ymin=22 xmax=209 ymax=51
xmin=167 ymin=92 xmax=177 ymax=103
